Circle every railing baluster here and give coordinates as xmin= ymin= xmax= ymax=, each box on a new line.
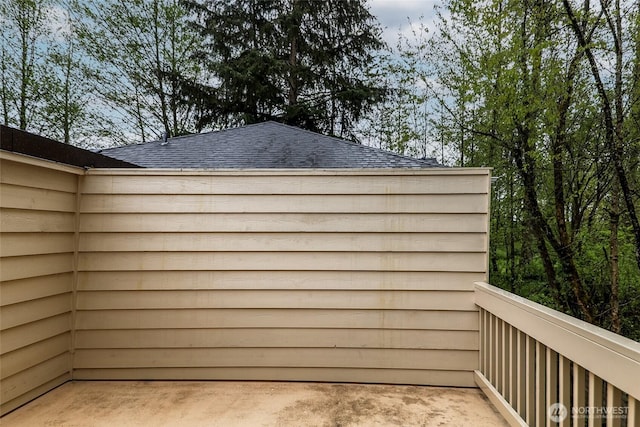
xmin=503 ymin=320 xmax=509 ymax=399
xmin=490 ymin=312 xmax=495 ymax=385
xmin=497 ymin=317 xmax=503 ymax=395
xmin=547 ymin=348 xmax=559 ymax=427
xmin=573 ymin=364 xmax=586 ymax=427
xmin=629 ymin=396 xmax=639 ymax=427
xmin=485 ymin=309 xmax=490 ymax=377
xmin=588 ymin=372 xmax=604 ymax=427
xmin=509 ymin=324 xmax=517 ymax=406
xmin=606 ymin=383 xmax=621 ymax=427
xmin=517 ymin=330 xmax=527 ymax=419
xmin=526 ymin=334 xmax=536 ymax=425
xmin=474 ymin=283 xmax=640 ymax=427
xmin=537 ymin=341 xmax=547 ymax=427
xmin=559 ymin=356 xmax=571 ymax=427
xmin=479 ymin=308 xmax=484 ymax=375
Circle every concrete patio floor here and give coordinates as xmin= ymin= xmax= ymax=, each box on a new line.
xmin=1 ymin=381 xmax=507 ymax=426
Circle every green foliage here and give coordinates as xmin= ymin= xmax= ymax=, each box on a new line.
xmin=2 ymin=0 xmax=639 ymax=340
xmin=0 ymin=0 xmax=131 ymax=145
xmin=378 ymin=0 xmax=640 ymax=339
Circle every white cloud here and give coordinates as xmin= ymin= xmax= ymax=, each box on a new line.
xmin=368 ymin=0 xmax=441 ymax=48
xmin=45 ymin=5 xmax=72 ymax=40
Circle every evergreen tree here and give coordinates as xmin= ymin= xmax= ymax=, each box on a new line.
xmin=182 ymin=0 xmax=386 ymax=139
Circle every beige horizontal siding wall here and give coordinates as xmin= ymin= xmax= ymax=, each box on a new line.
xmin=0 ymin=153 xmax=81 ymax=415
xmin=76 ymin=168 xmax=490 ymax=387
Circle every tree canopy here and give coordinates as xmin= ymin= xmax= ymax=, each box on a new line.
xmin=381 ymin=0 xmax=640 ymax=338
xmin=0 ymin=0 xmax=638 ymax=340
xmin=181 ymin=0 xmax=387 ymax=140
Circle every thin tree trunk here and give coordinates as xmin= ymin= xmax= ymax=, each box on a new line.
xmin=134 ymin=87 xmax=146 ymax=143
xmin=608 ymin=0 xmax=623 ymax=333
xmin=62 ymin=43 xmax=72 ymax=144
xmin=169 ymin=0 xmax=179 ymax=136
xmin=1 ymin=45 xmax=11 ymax=125
xmin=563 ymin=0 xmax=640 ymax=273
xmin=287 ymin=0 xmax=299 ymax=109
xmin=514 ymin=143 xmax=569 ymax=311
xmin=508 ymin=174 xmax=516 ymax=293
xmin=19 ymin=8 xmax=30 ymax=130
xmin=152 ymin=0 xmax=170 ymax=138
xmin=513 ymin=0 xmax=591 ymax=319
xmin=610 ymin=182 xmax=621 ymax=333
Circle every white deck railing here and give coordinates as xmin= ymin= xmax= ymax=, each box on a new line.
xmin=474 ymin=282 xmax=640 ymax=427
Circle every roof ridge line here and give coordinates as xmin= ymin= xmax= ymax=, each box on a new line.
xmin=263 ymin=121 xmax=436 ymax=165
xmin=98 ymin=121 xmax=441 ymax=168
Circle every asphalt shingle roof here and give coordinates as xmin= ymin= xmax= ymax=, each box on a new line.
xmin=99 ymin=121 xmax=440 ymax=169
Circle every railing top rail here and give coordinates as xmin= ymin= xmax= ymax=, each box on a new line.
xmin=475 ymin=281 xmax=640 ymax=399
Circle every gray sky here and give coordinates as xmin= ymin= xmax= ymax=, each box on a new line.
xmin=368 ymin=0 xmax=441 ymax=47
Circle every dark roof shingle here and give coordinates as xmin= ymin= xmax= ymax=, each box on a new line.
xmin=99 ymin=121 xmax=440 ymax=168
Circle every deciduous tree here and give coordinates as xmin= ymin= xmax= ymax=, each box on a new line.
xmin=71 ymin=0 xmax=202 ymax=143
xmin=406 ymin=0 xmax=640 ymax=336
xmin=0 ymin=0 xmax=50 ymax=129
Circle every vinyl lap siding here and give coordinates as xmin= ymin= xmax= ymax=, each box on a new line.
xmin=0 ymin=159 xmax=491 ymax=411
xmin=75 ymin=169 xmax=490 ymax=386
xmin=0 ymin=156 xmax=80 ymax=415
